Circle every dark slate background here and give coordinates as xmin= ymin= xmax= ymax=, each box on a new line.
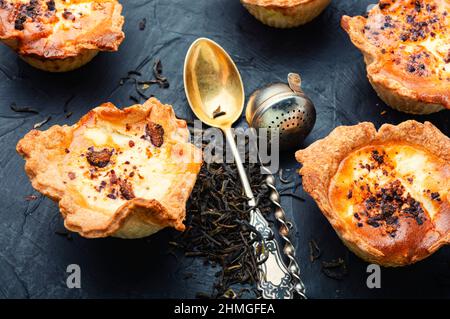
xmin=0 ymin=0 xmax=448 ymax=299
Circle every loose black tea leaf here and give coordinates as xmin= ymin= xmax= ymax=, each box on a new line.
xmin=152 ymin=59 xmax=170 ymax=88
xmin=55 ymin=230 xmax=73 ymax=241
xmin=65 ymin=112 xmax=73 ymax=119
xmin=213 ymin=112 xmax=226 ymax=119
xmin=24 ymin=194 xmax=38 ymax=201
xmin=182 ymin=272 xmax=194 ymax=280
xmin=63 ymin=94 xmax=75 ymax=113
xmin=119 ymin=58 xmax=170 ymax=103
xmin=153 ymin=59 xmax=163 ymax=77
xmin=137 ymin=56 xmax=151 ymax=71
xmin=212 ymin=106 xmax=226 ymax=119
xmin=139 ymin=18 xmax=147 ymax=30
xmin=128 ymin=70 xmax=142 ymax=77
xmin=33 ymin=116 xmax=51 ymax=129
xmin=174 ymin=129 xmax=274 ymax=299
xmin=195 ymin=292 xmax=211 ymax=299
xmin=129 ymin=95 xmax=139 ymax=103
xmin=309 ymin=239 xmax=321 ymax=262
xmin=321 ymin=258 xmax=348 ymax=280
xmin=10 ymin=103 xmax=38 ymax=114
xmin=138 ymin=80 xmax=159 ymax=86
xmin=279 ymin=169 xmax=292 ymax=184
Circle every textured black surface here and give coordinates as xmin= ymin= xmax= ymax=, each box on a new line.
xmin=0 ymin=0 xmax=448 ymax=299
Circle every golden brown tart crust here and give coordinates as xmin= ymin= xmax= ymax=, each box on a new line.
xmin=17 ymin=98 xmax=203 ymax=239
xmin=296 ymin=121 xmax=449 ymax=266
xmin=341 ymin=0 xmax=450 ymax=114
xmin=241 ymin=0 xmax=331 ymax=28
xmin=242 ymin=0 xmax=320 ymax=7
xmin=0 ymin=0 xmax=124 ymax=71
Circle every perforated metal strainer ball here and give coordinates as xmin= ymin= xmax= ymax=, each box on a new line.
xmin=246 ymin=73 xmax=316 ymax=151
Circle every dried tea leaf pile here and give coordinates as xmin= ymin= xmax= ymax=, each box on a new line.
xmin=174 ymin=140 xmax=274 ymax=299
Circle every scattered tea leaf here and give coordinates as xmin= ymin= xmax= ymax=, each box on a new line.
xmin=136 ymin=56 xmax=152 ymax=72
xmin=174 ymin=130 xmax=272 ymax=299
xmin=183 ymin=272 xmax=194 ymax=280
xmin=119 ymin=58 xmax=170 ymax=103
xmin=195 ymin=292 xmax=211 ymax=299
xmin=129 ymin=95 xmax=139 ymax=104
xmin=309 ymin=239 xmax=321 ymax=262
xmin=139 ymin=18 xmax=147 ymax=30
xmin=55 ymin=230 xmax=73 ymax=241
xmin=279 ymin=169 xmax=292 ymax=184
xmin=128 ymin=70 xmax=142 ymax=77
xmin=10 ymin=103 xmax=38 ymax=114
xmin=63 ymin=94 xmax=75 ymax=113
xmin=24 ymin=194 xmax=38 ymax=201
xmin=152 ymin=59 xmax=170 ymax=88
xmin=33 ymin=116 xmax=51 ymax=129
xmin=321 ymin=258 xmax=348 ymax=280
xmin=212 ymin=106 xmax=226 ymax=119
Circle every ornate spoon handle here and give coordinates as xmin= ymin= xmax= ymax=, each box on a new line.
xmin=261 ymin=167 xmax=307 ymax=299
xmin=224 ymin=128 xmax=294 ymax=299
xmin=250 ymin=208 xmax=297 ymax=299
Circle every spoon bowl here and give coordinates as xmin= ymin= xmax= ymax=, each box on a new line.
xmin=184 ymin=38 xmax=244 ymax=128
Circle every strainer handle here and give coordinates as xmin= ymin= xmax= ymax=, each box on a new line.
xmin=223 ymin=128 xmax=295 ymax=299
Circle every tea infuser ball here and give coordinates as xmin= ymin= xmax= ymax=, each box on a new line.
xmin=246 ymin=73 xmax=316 ymax=151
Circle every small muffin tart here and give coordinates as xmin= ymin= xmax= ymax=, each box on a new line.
xmin=241 ymin=0 xmax=331 ymax=28
xmin=17 ymin=98 xmax=203 ymax=239
xmin=342 ymin=0 xmax=450 ymax=114
xmin=0 ymin=0 xmax=125 ymax=72
xmin=296 ymin=121 xmax=449 ymax=267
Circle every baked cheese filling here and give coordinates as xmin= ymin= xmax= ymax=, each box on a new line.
xmin=0 ymin=0 xmax=121 ymax=56
xmin=364 ymin=0 xmax=450 ymax=85
xmin=329 ymin=144 xmax=448 ymax=240
xmin=59 ymin=119 xmax=200 ymax=218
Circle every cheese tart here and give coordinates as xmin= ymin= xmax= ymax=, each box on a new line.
xmin=296 ymin=121 xmax=449 ymax=267
xmin=241 ymin=0 xmax=331 ymax=28
xmin=0 ymin=0 xmax=125 ymax=72
xmin=342 ymin=0 xmax=450 ymax=114
xmin=17 ymin=98 xmax=203 ymax=239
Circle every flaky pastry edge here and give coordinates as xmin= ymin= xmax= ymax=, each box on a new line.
xmin=295 ymin=120 xmax=450 ymax=266
xmin=16 ymin=98 xmax=202 ymax=239
xmin=241 ymin=0 xmax=319 ymax=7
xmin=341 ymin=13 xmax=449 ymax=114
xmin=241 ymin=0 xmax=331 ymax=28
xmin=0 ymin=0 xmax=125 ymax=71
